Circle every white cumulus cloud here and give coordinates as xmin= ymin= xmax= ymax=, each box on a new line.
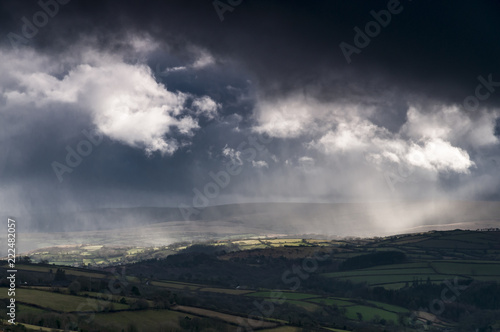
xmin=252 ymin=93 xmax=490 ymax=174
xmin=252 ymin=160 xmax=269 ymax=168
xmin=0 ymin=46 xmax=218 ymax=156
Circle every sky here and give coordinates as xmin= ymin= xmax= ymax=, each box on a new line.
xmin=0 ymin=0 xmax=500 ymax=228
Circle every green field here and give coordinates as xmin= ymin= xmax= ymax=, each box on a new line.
xmin=246 ymin=291 xmax=318 ymax=300
xmin=366 ymin=300 xmax=409 ymax=313
xmin=431 ymin=261 xmax=500 ymax=275
xmin=151 ymin=280 xmax=200 ymax=290
xmin=19 ymin=323 xmax=66 ymax=332
xmin=260 ymin=327 xmax=302 ymax=332
xmin=283 ymin=299 xmax=321 ymax=311
xmin=344 ymin=304 xmax=399 ymax=323
xmin=362 ymin=262 xmax=430 ymax=270
xmin=17 ymin=304 xmax=48 ymax=315
xmin=2 ymin=263 xmax=107 ymax=278
xmin=80 ymin=291 xmax=155 ymax=307
xmin=323 ymin=272 xmax=460 ymax=286
xmin=308 ymin=297 xmax=355 ymax=307
xmin=0 ymin=289 xmax=128 ymax=312
xmin=199 ymin=287 xmax=253 ymax=295
xmin=320 ymin=259 xmax=490 ymax=289
xmin=322 ymin=267 xmax=435 ymax=278
xmin=93 ymin=309 xmax=193 ymax=332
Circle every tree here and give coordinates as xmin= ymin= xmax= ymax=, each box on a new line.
xmin=131 ymin=299 xmax=149 ymax=310
xmin=54 ymin=268 xmax=66 ymax=282
xmin=68 ymin=280 xmax=81 ymax=295
xmin=131 ymin=286 xmax=140 ymax=296
xmin=18 ymin=256 xmax=32 ymax=264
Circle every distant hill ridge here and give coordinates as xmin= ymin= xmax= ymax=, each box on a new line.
xmin=10 ymin=200 xmax=500 ymax=233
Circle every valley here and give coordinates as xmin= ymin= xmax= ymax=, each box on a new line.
xmin=2 ymin=229 xmax=500 ymax=331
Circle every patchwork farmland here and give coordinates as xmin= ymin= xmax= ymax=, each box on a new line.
xmin=1 ymin=229 xmax=500 ymax=331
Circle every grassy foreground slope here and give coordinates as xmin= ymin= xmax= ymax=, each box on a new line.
xmin=2 ymin=229 xmax=500 ymax=331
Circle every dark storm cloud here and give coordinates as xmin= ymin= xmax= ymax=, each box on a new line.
xmin=3 ymin=0 xmax=499 ymax=102
xmin=1 ymin=0 xmax=500 ymax=232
